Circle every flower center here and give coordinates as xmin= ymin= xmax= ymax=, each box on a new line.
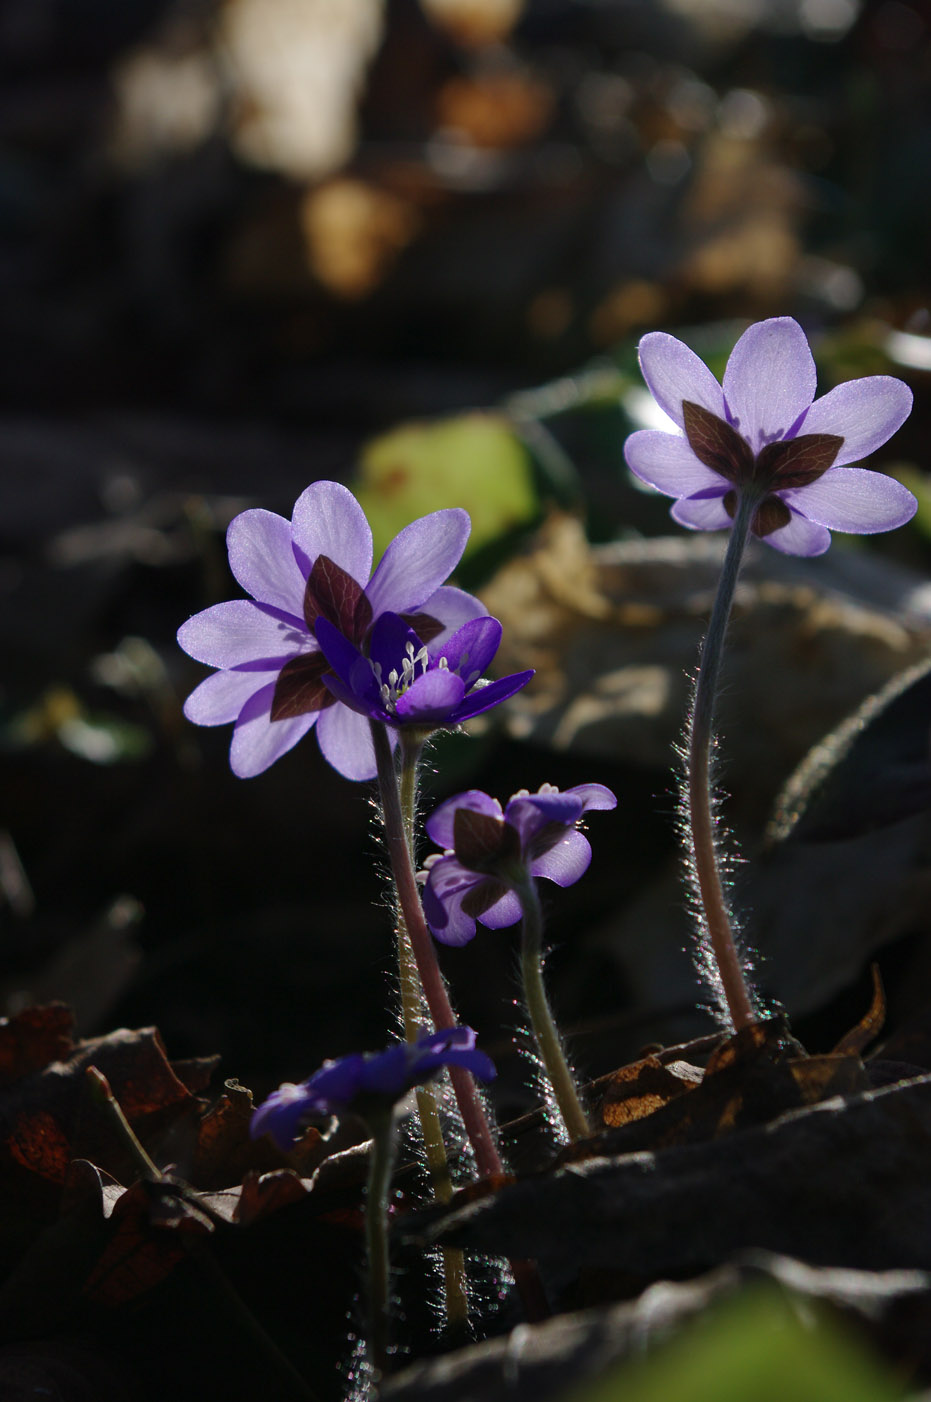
xmin=372 ymin=641 xmax=448 ymax=713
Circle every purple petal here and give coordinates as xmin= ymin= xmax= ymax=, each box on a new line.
xmin=365 ymin=509 xmax=471 ymax=618
xmin=504 ymin=792 xmax=582 ymax=850
xmin=250 ymin=1081 xmax=317 ymax=1150
xmin=566 ymin=783 xmax=618 ymax=812
xmin=760 ymin=509 xmax=831 ymax=557
xmin=531 ymin=829 xmax=593 ymax=886
xmin=477 ymin=890 xmax=523 ymax=929
xmin=227 ymin=509 xmax=308 ymax=614
xmin=178 ymin=600 xmax=307 ymax=669
xmin=308 ymin=1054 xmax=369 ymax=1107
xmin=624 ymin=429 xmax=726 ymax=498
xmin=394 ymin=669 xmax=466 ymax=721
xmin=368 ymin=612 xmax=421 ymax=676
xmin=435 ymin=616 xmax=502 ymax=685
xmin=796 ymin=377 xmax=913 ymax=466
xmin=290 ymin=480 xmax=373 ymax=584
xmin=315 ymin=701 xmax=378 ymax=780
xmin=423 ymin=864 xmax=482 ymax=946
xmin=638 ymin=332 xmax=726 ymax=430
xmin=780 ymin=466 xmax=917 ymax=535
xmin=670 ymin=490 xmax=732 ymax=531
xmin=426 ymin=790 xmax=502 ymax=850
xmin=229 ymin=683 xmax=317 ymax=778
xmin=449 ymin=671 xmax=535 ymax=723
xmin=722 ymin=318 xmax=816 ymax=454
xmin=313 ymin=618 xmax=371 ymax=694
xmin=419 ymin=586 xmax=488 ymax=646
xmin=183 ymin=666 xmax=279 ymax=726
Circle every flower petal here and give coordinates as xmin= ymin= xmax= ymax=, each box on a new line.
xmin=567 ymin=783 xmax=618 ymax=812
xmin=315 ymin=701 xmax=378 ymax=781
xmin=365 ymin=509 xmax=471 ymax=618
xmin=531 ymin=829 xmax=592 ymax=886
xmin=425 ymin=791 xmax=503 ymax=850
xmin=722 ymin=318 xmax=816 ymax=454
xmin=796 ymin=377 xmax=913 ymax=466
xmin=419 ymin=586 xmax=487 ymax=647
xmin=477 ymin=890 xmax=522 ymax=929
xmin=290 ymin=480 xmax=373 ymax=584
xmin=638 ymin=332 xmax=726 ymax=430
xmin=395 ymin=669 xmax=466 ymax=721
xmin=423 ymin=862 xmax=482 ymax=946
xmin=449 ymin=671 xmax=535 ymax=723
xmin=624 ymin=429 xmax=726 ymax=498
xmin=760 ymin=509 xmax=831 ymax=557
xmin=183 ymin=667 xmax=280 ymax=726
xmin=227 ymin=509 xmax=308 ymax=614
xmin=780 ymin=466 xmax=917 ymax=535
xmin=177 ymin=601 xmax=307 ymax=668
xmin=436 ymin=616 xmax=501 ymax=683
xmin=229 ymin=683 xmax=317 ymax=778
xmin=670 ymin=490 xmax=732 ymax=532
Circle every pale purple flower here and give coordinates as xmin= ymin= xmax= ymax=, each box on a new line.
xmin=177 ymin=481 xmax=486 ymax=781
xmin=624 ymin=317 xmax=916 ymax=556
xmin=421 ymin=783 xmax=617 ymax=946
xmin=250 ymin=1026 xmax=496 ymax=1150
xmin=315 ymin=611 xmax=533 ymax=730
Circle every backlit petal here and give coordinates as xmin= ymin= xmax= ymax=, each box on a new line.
xmin=796 ymin=377 xmax=913 ymax=466
xmin=178 ymin=600 xmax=307 ymax=668
xmin=436 ymin=616 xmax=501 ymax=683
xmin=723 ymin=318 xmax=816 ymax=453
xmin=780 ymin=466 xmax=917 ymax=534
xmin=761 ymin=509 xmax=831 ymax=557
xmin=638 ymin=333 xmax=726 ymax=430
xmin=624 ymin=429 xmax=726 ymax=498
xmin=315 ymin=701 xmax=378 ymax=780
xmin=395 ymin=668 xmax=466 ymax=721
xmin=450 ymin=671 xmax=534 ymax=723
xmin=419 ymin=586 xmax=487 ymax=647
xmin=366 ymin=509 xmax=471 ymax=618
xmin=230 ymin=684 xmax=317 ymax=778
xmin=670 ymin=490 xmax=732 ymax=532
xmin=477 ymin=890 xmax=523 ymax=929
xmin=290 ymin=480 xmax=373 ymax=584
xmin=426 ymin=791 xmax=503 ymax=850
xmin=531 ymin=829 xmax=592 ymax=886
xmin=183 ymin=666 xmax=279 ymax=726
xmin=227 ymin=509 xmax=307 ymax=613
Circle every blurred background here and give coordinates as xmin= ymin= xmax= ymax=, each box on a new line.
xmin=2 ymin=0 xmax=931 ymax=1113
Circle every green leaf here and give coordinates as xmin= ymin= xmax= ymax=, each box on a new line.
xmin=354 ymin=412 xmax=538 ymax=561
xmin=566 ymin=1288 xmax=904 ymax=1402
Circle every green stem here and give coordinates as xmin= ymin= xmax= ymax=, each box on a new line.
xmin=687 ymin=490 xmax=758 ymax=1032
xmin=515 ymin=880 xmax=590 ymax=1143
xmin=366 ymin=1112 xmax=396 ymax=1379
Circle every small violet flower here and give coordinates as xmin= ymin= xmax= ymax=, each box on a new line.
xmin=421 ymin=783 xmax=617 ymax=946
xmin=315 ymin=610 xmax=533 ymax=730
xmin=250 ymin=1026 xmax=497 ymax=1152
xmin=624 ymin=316 xmax=916 ymax=556
xmin=177 ymin=480 xmax=487 ymax=781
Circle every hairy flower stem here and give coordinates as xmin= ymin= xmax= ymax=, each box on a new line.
xmin=372 ymin=723 xmax=550 ymax=1324
xmin=365 ymin=1111 xmax=396 ymax=1380
xmin=515 ymin=879 xmax=590 ymax=1142
xmin=371 ymin=723 xmax=502 ymax=1179
xmin=397 ymin=734 xmax=470 ymax=1336
xmin=688 ymin=489 xmax=758 ymax=1031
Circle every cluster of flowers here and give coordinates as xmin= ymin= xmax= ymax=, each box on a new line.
xmin=177 ymin=317 xmax=915 ymax=1363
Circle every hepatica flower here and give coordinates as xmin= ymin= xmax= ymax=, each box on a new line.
xmin=315 ymin=610 xmax=533 ymax=731
xmin=422 ymin=783 xmax=617 ymax=946
xmin=177 ymin=481 xmax=488 ymax=780
xmin=250 ymin=1026 xmax=496 ymax=1151
xmin=624 ymin=317 xmax=916 ymax=556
